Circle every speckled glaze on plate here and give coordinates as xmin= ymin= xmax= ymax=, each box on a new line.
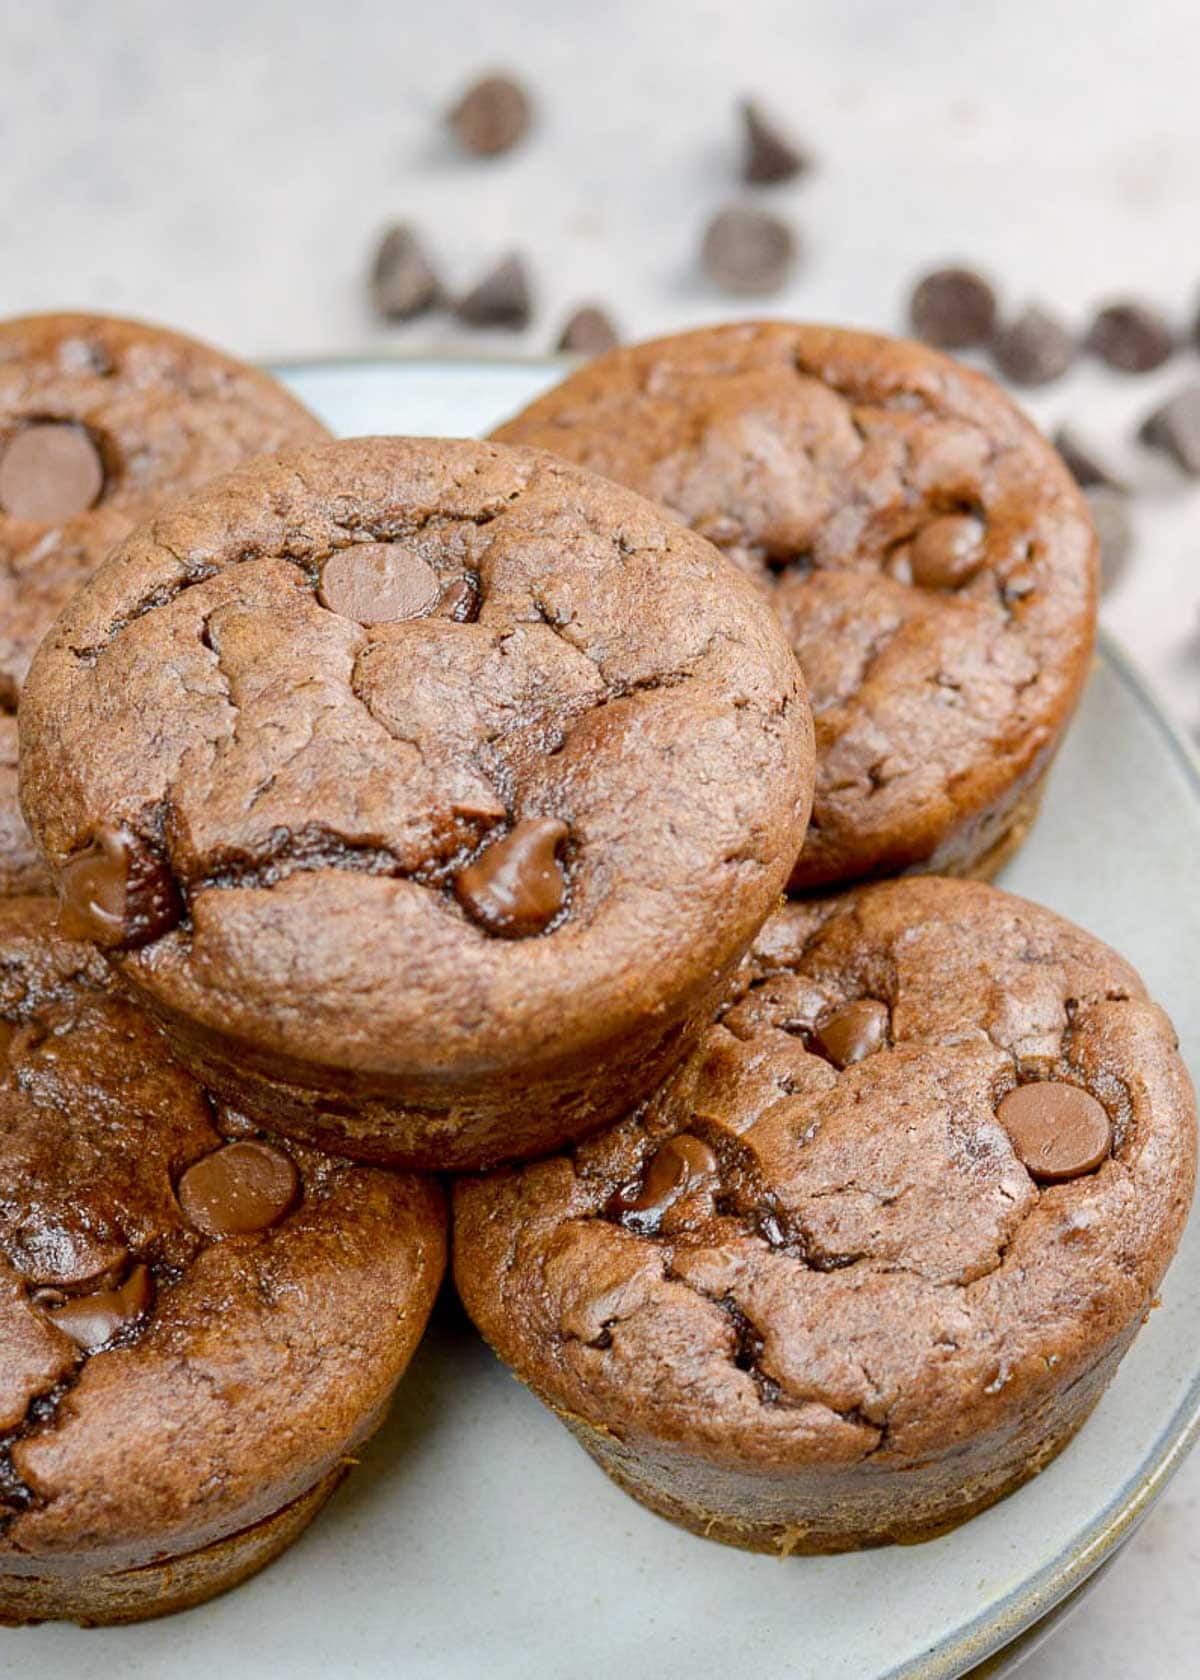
xmin=5 ymin=360 xmax=1197 ymax=1680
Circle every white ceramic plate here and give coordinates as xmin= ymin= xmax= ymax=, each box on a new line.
xmin=7 ymin=360 xmax=1199 ymax=1680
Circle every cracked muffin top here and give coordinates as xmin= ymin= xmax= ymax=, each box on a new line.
xmin=492 ymin=322 xmax=1098 ymax=889
xmin=0 ymin=897 xmax=446 ymax=1576
xmin=1 ymin=311 xmax=329 ymax=707
xmin=454 ymin=877 xmax=1195 ymax=1470
xmin=18 ymin=436 xmax=813 ymax=1137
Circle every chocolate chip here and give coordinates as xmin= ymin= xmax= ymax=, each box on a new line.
xmin=909 ymin=267 xmax=997 ymax=350
xmin=58 ymin=824 xmax=182 ymax=951
xmin=455 ymin=254 xmax=533 ymax=329
xmin=557 ymin=306 xmax=620 ymax=355
xmin=0 ymin=422 xmax=104 ymax=523
xmin=447 ymin=72 xmax=531 ymax=157
xmin=1139 ymin=383 xmax=1200 ymax=474
xmin=439 ymin=575 xmax=481 ymax=622
xmin=177 ymin=1140 xmax=300 ymax=1237
xmin=455 ymin=817 xmax=568 ymax=937
xmin=1086 ymin=301 xmax=1175 ymax=373
xmin=996 ymin=1082 xmax=1111 ymax=1182
xmin=610 ymin=1134 xmax=718 ymax=1225
xmin=318 ymin=543 xmax=441 ymax=624
xmin=40 ymin=1263 xmax=153 ymax=1351
xmin=991 ymin=305 xmax=1075 ymax=387
xmin=1053 ymin=426 xmax=1125 ymax=492
xmin=702 ymin=205 xmax=796 ymax=297
xmin=1086 ymin=486 xmax=1133 ymax=593
xmin=908 ymin=514 xmax=986 ymax=590
xmin=370 ymin=224 xmax=441 ymax=322
xmin=812 ymin=1000 xmax=889 ymax=1069
xmin=740 ymin=97 xmax=810 ymax=185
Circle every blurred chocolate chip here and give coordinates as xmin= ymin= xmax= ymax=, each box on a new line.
xmin=740 ymin=97 xmax=810 ymax=185
xmin=557 ymin=306 xmax=619 ymax=354
xmin=909 ymin=266 xmax=997 ymax=350
xmin=908 ymin=514 xmax=986 ymax=590
xmin=702 ymin=205 xmax=796 ymax=297
xmin=370 ymin=225 xmax=441 ymax=322
xmin=456 ymin=817 xmax=568 ymax=937
xmin=1086 ymin=301 xmax=1175 ymax=373
xmin=1139 ymin=383 xmax=1200 ymax=474
xmin=813 ymin=1000 xmax=889 ymax=1069
xmin=1053 ymin=426 xmax=1125 ymax=492
xmin=58 ymin=824 xmax=181 ymax=951
xmin=1085 ymin=486 xmax=1132 ymax=593
xmin=447 ymin=72 xmax=531 ymax=157
xmin=0 ymin=422 xmax=104 ymax=523
xmin=991 ymin=305 xmax=1075 ymax=387
xmin=455 ymin=253 xmax=532 ymax=329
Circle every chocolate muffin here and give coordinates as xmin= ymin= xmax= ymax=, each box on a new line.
xmin=18 ymin=437 xmax=813 ymax=1169
xmin=454 ymin=877 xmax=1195 ymax=1553
xmin=0 ymin=897 xmax=446 ymax=1626
xmin=493 ymin=323 xmax=1098 ymax=890
xmin=0 ymin=311 xmax=329 ymax=895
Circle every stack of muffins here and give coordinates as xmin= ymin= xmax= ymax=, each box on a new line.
xmin=1 ymin=313 xmax=1194 ymax=1624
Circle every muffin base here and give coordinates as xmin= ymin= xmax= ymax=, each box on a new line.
xmin=557 ymin=1325 xmax=1133 ymax=1555
xmin=0 ymin=1465 xmax=346 ymax=1628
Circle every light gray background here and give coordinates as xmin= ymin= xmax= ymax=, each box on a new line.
xmin=2 ymin=2 xmax=1199 ymax=1673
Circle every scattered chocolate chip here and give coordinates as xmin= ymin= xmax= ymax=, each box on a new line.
xmin=177 ymin=1140 xmax=300 ymax=1237
xmin=455 ymin=253 xmax=533 ymax=329
xmin=909 ymin=267 xmax=997 ymax=350
xmin=447 ymin=72 xmax=531 ymax=157
xmin=1139 ymin=383 xmax=1200 ymax=474
xmin=370 ymin=224 xmax=441 ymax=322
xmin=908 ymin=514 xmax=986 ymax=590
xmin=812 ymin=1000 xmax=889 ymax=1069
xmin=318 ymin=542 xmax=441 ymax=625
xmin=1086 ymin=301 xmax=1175 ymax=373
xmin=1052 ymin=426 xmax=1125 ymax=492
xmin=740 ymin=97 xmax=809 ymax=185
xmin=439 ymin=575 xmax=481 ymax=622
xmin=996 ymin=1082 xmax=1111 ymax=1181
xmin=58 ymin=824 xmax=182 ymax=951
xmin=40 ymin=1263 xmax=153 ymax=1350
xmin=455 ymin=817 xmax=568 ymax=937
xmin=0 ymin=422 xmax=104 ymax=523
xmin=702 ymin=205 xmax=796 ymax=297
xmin=557 ymin=306 xmax=620 ymax=355
xmin=610 ymin=1134 xmax=718 ymax=1226
xmin=1085 ymin=486 xmax=1133 ymax=593
xmin=991 ymin=304 xmax=1075 ymax=387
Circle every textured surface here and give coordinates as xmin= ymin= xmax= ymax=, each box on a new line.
xmin=455 ymin=877 xmax=1196 ymax=1551
xmin=494 ymin=323 xmax=1098 ymax=887
xmin=0 ymin=311 xmax=329 ymax=895
xmin=0 ymin=897 xmax=446 ymax=1607
xmin=18 ymin=434 xmax=813 ymax=1167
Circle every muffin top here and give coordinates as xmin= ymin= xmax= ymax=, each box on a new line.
xmin=1 ymin=311 xmax=329 ymax=707
xmin=493 ymin=323 xmax=1098 ymax=888
xmin=18 ymin=436 xmax=813 ymax=1112
xmin=454 ymin=877 xmax=1195 ymax=1469
xmin=0 ymin=898 xmax=446 ymax=1574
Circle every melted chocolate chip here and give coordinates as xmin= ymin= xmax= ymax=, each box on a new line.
xmin=39 ymin=1264 xmax=153 ymax=1350
xmin=176 ymin=1140 xmax=300 ymax=1237
xmin=318 ymin=543 xmax=441 ymax=624
xmin=610 ymin=1134 xmax=718 ymax=1228
xmin=0 ymin=422 xmax=104 ymax=523
xmin=439 ymin=575 xmax=481 ymax=622
xmin=908 ymin=514 xmax=986 ymax=590
xmin=454 ymin=817 xmax=568 ymax=937
xmin=996 ymin=1082 xmax=1112 ymax=1182
xmin=58 ymin=824 xmax=181 ymax=950
xmin=812 ymin=1000 xmax=889 ymax=1069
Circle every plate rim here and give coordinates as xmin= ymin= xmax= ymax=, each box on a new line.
xmin=271 ymin=354 xmax=1200 ymax=1680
